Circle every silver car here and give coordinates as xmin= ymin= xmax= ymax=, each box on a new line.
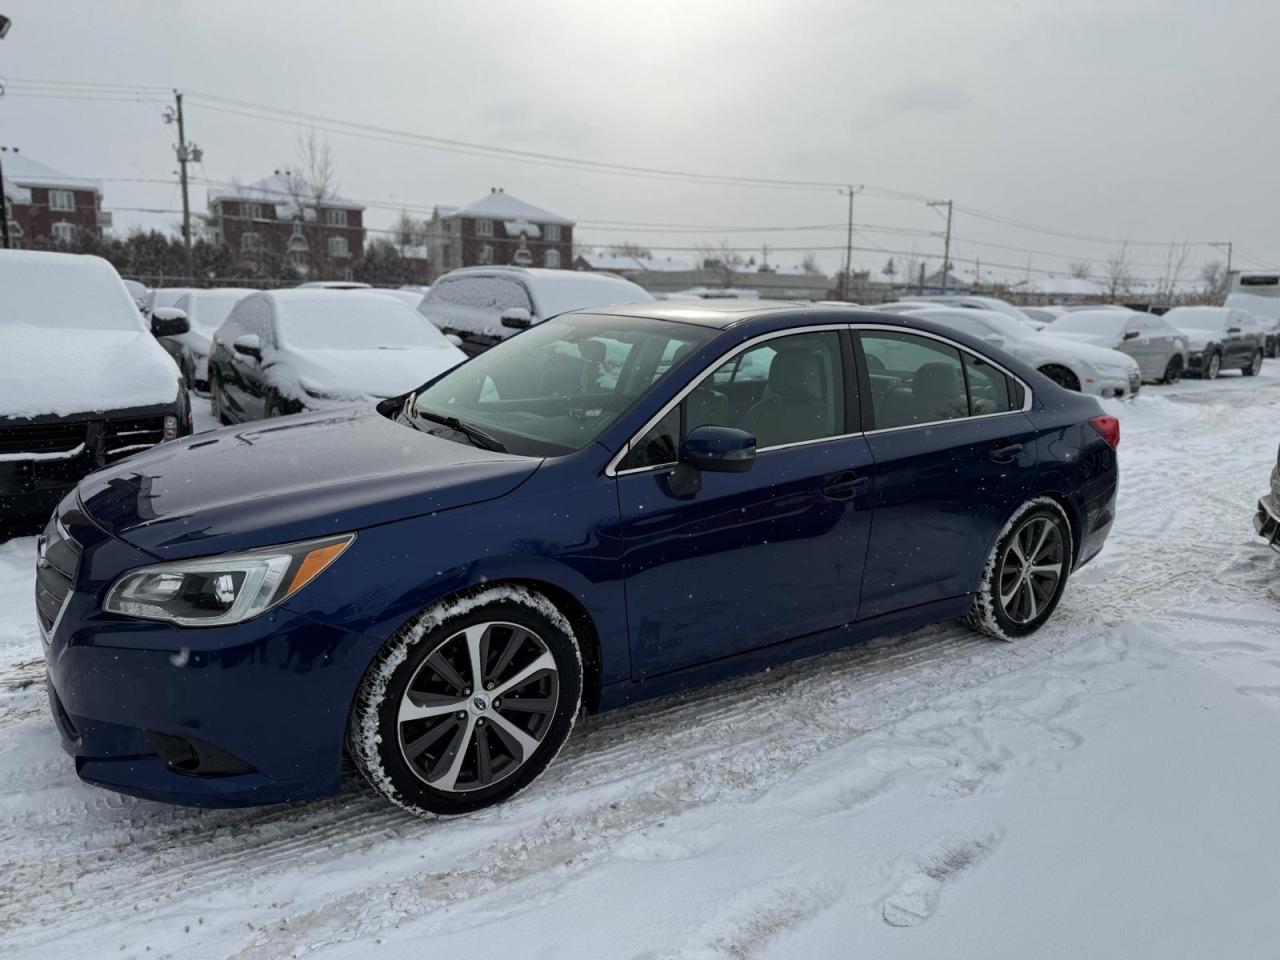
xmin=1048 ymin=309 xmax=1189 ymax=384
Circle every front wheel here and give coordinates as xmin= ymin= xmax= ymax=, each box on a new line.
xmin=1205 ymin=352 xmax=1222 ymax=380
xmin=1244 ymin=350 xmax=1263 ymax=377
xmin=1161 ymin=355 xmax=1183 ymax=384
xmin=348 ymin=587 xmax=583 ymax=817
xmin=967 ymin=498 xmax=1073 ymax=641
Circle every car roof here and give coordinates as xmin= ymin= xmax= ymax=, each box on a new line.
xmin=582 ymin=298 xmax=813 ymax=328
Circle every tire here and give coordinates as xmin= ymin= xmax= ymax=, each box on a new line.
xmin=1161 ymin=355 xmax=1183 ymax=385
xmin=1038 ymin=364 xmax=1081 ymax=392
xmin=1244 ymin=350 xmax=1263 ymax=377
xmin=1205 ymin=351 xmax=1222 ymax=380
xmin=966 ymin=497 xmax=1074 ymax=641
xmin=348 ymin=586 xmax=583 ymax=818
xmin=209 ymin=375 xmax=231 ymax=425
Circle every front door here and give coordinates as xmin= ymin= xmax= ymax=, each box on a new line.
xmin=855 ymin=329 xmax=1039 ymax=618
xmin=616 ymin=328 xmax=875 ymax=678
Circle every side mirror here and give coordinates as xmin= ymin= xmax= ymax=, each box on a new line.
xmin=151 ymin=308 xmax=190 ymax=337
xmin=666 ymin=425 xmax=756 ymax=497
xmin=1122 ymin=329 xmax=1140 ymax=340
xmin=233 ymin=333 xmax=262 ymax=361
xmin=983 ymin=333 xmax=1006 ymax=349
xmin=444 ymin=333 xmax=464 ymax=348
xmin=500 ymin=307 xmax=533 ymax=330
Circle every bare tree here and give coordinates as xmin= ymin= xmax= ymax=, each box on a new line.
xmin=800 ymin=251 xmax=822 ymax=275
xmin=393 ymin=210 xmax=429 ymax=249
xmin=1155 ymin=240 xmax=1192 ymax=304
xmin=1068 ymin=260 xmax=1093 ymax=281
xmin=695 ymin=240 xmax=744 ymax=289
xmin=881 ymin=257 xmax=897 ymax=281
xmin=296 ymin=128 xmax=338 ymax=203
xmin=1103 ymin=243 xmax=1134 ymax=300
xmin=1200 ymin=260 xmax=1227 ymax=299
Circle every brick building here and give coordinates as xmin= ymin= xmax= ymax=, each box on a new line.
xmin=0 ymin=152 xmax=108 ymax=247
xmin=206 ymin=171 xmax=366 ymax=280
xmin=428 ymin=189 xmax=572 ymax=281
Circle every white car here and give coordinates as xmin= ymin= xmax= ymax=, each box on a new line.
xmin=907 ymin=307 xmax=1143 ymax=398
xmin=420 ymin=266 xmax=654 ymax=356
xmin=1048 ymin=309 xmax=1188 ymax=384
xmin=167 ymin=288 xmax=256 ymax=395
xmin=895 ymin=295 xmax=1048 ymax=330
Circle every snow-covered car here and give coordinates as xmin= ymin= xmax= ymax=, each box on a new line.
xmin=896 ymin=295 xmax=1048 ymax=330
xmin=168 ymin=288 xmax=255 ymax=395
xmin=1226 ymin=293 xmax=1280 ymax=357
xmin=1021 ymin=305 xmax=1070 ymax=325
xmin=1048 ymin=309 xmax=1189 ymax=384
xmin=1163 ymin=306 xmax=1265 ymax=380
xmin=419 ymin=266 xmax=655 ymax=356
xmin=297 ymin=281 xmax=373 ymax=290
xmin=121 ymin=278 xmax=150 ymax=315
xmin=1254 ymin=444 xmax=1280 ymax=552
xmin=0 ymin=251 xmax=191 ymax=522
xmin=146 ymin=287 xmax=196 ymax=372
xmin=906 ymin=307 xmax=1143 ymax=398
xmin=208 ymin=289 xmax=466 ymax=424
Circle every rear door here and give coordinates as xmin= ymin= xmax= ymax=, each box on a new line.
xmin=855 ymin=328 xmax=1039 ymax=619
xmin=615 ymin=326 xmax=875 ymax=677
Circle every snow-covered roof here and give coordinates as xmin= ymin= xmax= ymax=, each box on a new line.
xmin=0 ymin=153 xmax=100 ymax=195
xmin=2 ymin=176 xmax=31 ymax=206
xmin=576 ymin=252 xmax=693 ymax=273
xmin=207 ymin=172 xmax=364 ymax=220
xmin=1022 ymin=276 xmax=1109 ymax=296
xmin=445 ymin=189 xmax=573 ymax=227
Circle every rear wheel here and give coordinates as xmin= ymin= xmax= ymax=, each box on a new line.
xmin=1161 ymin=355 xmax=1183 ymax=384
xmin=348 ymin=587 xmax=583 ymax=817
xmin=1244 ymin=350 xmax=1263 ymax=377
xmin=967 ymin=498 xmax=1073 ymax=640
xmin=1038 ymin=364 xmax=1081 ymax=392
xmin=1205 ymin=351 xmax=1222 ymax=380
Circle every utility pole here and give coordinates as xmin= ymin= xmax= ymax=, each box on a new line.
xmin=0 ymin=147 xmax=11 ymax=250
xmin=165 ymin=91 xmax=201 ymax=280
xmin=840 ymin=185 xmax=863 ymax=301
xmin=927 ymin=199 xmax=953 ymax=293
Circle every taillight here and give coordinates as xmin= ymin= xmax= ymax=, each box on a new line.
xmin=1089 ymin=414 xmax=1120 ymax=449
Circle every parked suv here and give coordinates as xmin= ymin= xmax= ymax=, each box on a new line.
xmin=0 ymin=251 xmax=191 ymax=525
xmin=1164 ymin=306 xmax=1265 ymax=379
xmin=419 ymin=266 xmax=654 ymax=356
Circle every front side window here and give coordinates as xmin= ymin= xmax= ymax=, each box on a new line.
xmin=49 ymin=189 xmax=75 ymax=212
xmin=430 ymin=275 xmax=531 ymax=312
xmin=623 ymin=330 xmax=846 ymax=469
xmin=412 ymin=314 xmax=713 ymax=457
xmin=861 ymin=332 xmax=969 ymax=429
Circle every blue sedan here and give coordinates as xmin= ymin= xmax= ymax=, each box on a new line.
xmin=39 ymin=301 xmax=1119 ymax=816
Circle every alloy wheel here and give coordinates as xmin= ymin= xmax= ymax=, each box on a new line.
xmin=397 ymin=621 xmax=559 ymax=793
xmin=997 ymin=516 xmax=1066 ymax=625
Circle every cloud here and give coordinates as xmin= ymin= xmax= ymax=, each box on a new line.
xmin=886 ymin=84 xmax=973 ymax=114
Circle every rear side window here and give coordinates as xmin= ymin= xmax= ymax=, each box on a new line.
xmin=963 ymin=353 xmax=1016 ymax=415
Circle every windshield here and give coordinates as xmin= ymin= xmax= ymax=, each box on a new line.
xmin=1165 ymin=308 xmax=1225 ymax=332
xmin=412 ymin=313 xmax=715 ymax=456
xmin=186 ymin=291 xmax=251 ymax=332
xmin=0 ymin=254 xmax=144 ymax=332
xmin=1051 ymin=312 xmax=1125 ymax=335
xmin=278 ymin=297 xmax=446 ymax=350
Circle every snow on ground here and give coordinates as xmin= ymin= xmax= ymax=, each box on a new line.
xmin=4 ymin=371 xmax=1280 ymax=958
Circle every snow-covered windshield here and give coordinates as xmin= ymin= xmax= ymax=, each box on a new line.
xmin=412 ymin=313 xmax=713 ymax=456
xmin=0 ymin=252 xmax=145 ymax=332
xmin=184 ymin=291 xmax=252 ymax=332
xmin=1051 ymin=312 xmax=1126 ymax=335
xmin=1165 ymin=307 xmax=1226 ymax=332
xmin=278 ymin=296 xmax=446 ymax=350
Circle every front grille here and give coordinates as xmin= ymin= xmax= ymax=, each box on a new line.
xmin=0 ymin=421 xmax=87 ymax=457
xmin=103 ymin=416 xmax=166 ymax=462
xmin=35 ymin=514 xmax=81 ymax=638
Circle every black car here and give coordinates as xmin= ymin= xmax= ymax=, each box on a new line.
xmin=0 ymin=251 xmax=191 ymax=528
xmin=1165 ymin=306 xmax=1266 ymax=379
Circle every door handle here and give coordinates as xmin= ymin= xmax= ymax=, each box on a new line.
xmin=822 ymin=471 xmax=870 ymax=500
xmin=990 ymin=441 xmax=1024 ymax=463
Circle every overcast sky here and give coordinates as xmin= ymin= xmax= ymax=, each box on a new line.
xmin=1 ymin=0 xmax=1277 ymax=284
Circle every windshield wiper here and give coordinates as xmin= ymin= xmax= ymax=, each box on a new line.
xmin=412 ymin=408 xmax=508 ymax=453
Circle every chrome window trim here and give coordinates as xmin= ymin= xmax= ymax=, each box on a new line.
xmin=604 ymin=321 xmax=1034 ymax=477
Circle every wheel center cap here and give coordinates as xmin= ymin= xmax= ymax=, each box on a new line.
xmin=471 ymin=696 xmax=489 ymax=712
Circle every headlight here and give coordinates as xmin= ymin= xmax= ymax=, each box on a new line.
xmin=103 ymin=534 xmax=354 ymax=626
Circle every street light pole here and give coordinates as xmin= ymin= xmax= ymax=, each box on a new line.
xmin=840 ymin=185 xmax=862 ymax=301
xmin=927 ymin=199 xmax=953 ymax=293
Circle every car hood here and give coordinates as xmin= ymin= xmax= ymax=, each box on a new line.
xmin=78 ymin=406 xmax=541 ymax=559
xmin=1170 ymin=327 xmax=1214 ymax=351
xmin=268 ymin=344 xmax=466 ymax=403
xmin=0 ymin=326 xmax=180 ymax=420
xmin=1037 ymin=334 xmax=1139 ymax=371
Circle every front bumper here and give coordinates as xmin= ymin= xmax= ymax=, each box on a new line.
xmin=1089 ymin=370 xmax=1140 ymax=400
xmin=42 ymin=499 xmax=380 ymax=807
